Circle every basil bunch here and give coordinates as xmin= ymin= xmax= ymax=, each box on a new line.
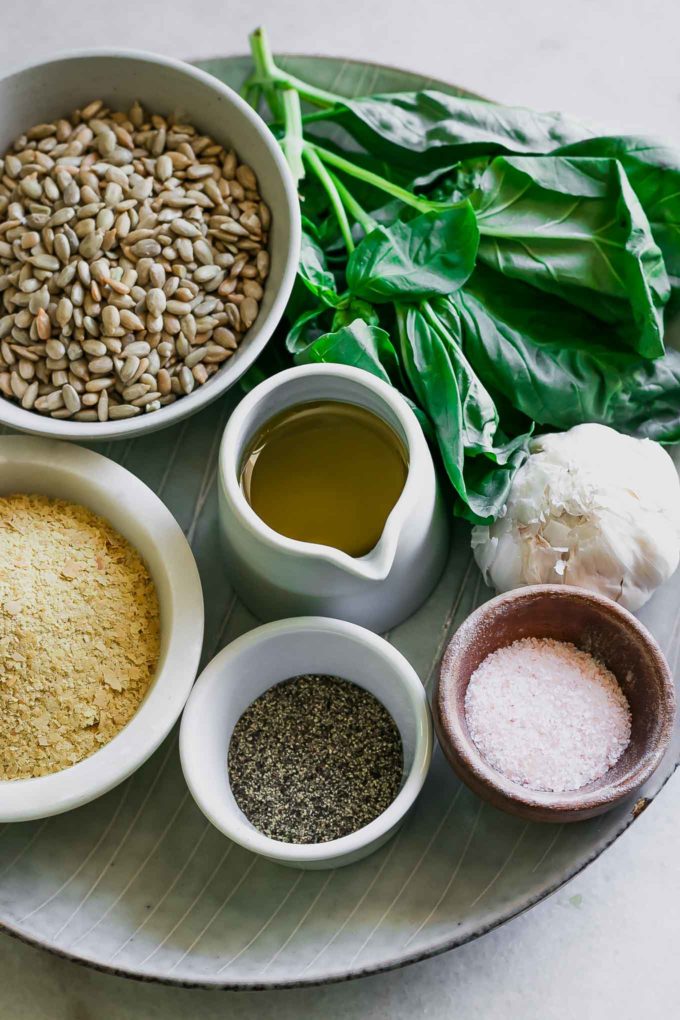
xmin=245 ymin=29 xmax=680 ymax=523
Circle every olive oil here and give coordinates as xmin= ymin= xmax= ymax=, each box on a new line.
xmin=240 ymin=400 xmax=408 ymax=557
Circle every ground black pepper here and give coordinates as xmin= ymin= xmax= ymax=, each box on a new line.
xmin=228 ymin=674 xmax=404 ymax=843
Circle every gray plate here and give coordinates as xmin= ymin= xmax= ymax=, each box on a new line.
xmin=0 ymin=55 xmax=678 ymax=989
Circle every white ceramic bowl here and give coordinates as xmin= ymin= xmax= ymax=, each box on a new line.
xmin=180 ymin=617 xmax=433 ymax=869
xmin=0 ymin=48 xmax=300 ymax=440
xmin=0 ymin=436 xmax=204 ymax=821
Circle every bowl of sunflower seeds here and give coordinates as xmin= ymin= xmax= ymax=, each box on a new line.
xmin=0 ymin=49 xmax=300 ymax=440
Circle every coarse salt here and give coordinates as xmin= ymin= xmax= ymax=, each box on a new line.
xmin=464 ymin=638 xmax=631 ymax=793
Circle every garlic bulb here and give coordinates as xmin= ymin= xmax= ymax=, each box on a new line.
xmin=471 ymin=423 xmax=680 ymax=611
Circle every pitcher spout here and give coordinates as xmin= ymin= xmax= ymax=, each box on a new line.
xmin=338 ymin=521 xmax=400 ymax=582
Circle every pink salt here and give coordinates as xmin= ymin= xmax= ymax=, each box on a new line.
xmin=464 ymin=638 xmax=631 ymax=793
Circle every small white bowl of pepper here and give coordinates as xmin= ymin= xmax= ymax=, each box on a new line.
xmin=180 ymin=616 xmax=433 ymax=869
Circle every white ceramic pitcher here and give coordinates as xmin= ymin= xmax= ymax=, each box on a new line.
xmin=217 ymin=364 xmax=449 ymax=632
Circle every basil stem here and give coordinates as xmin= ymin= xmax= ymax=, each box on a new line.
xmin=249 ymin=28 xmax=343 ymax=110
xmin=306 ymin=142 xmax=441 ymax=212
xmin=303 ymin=148 xmax=355 ymax=252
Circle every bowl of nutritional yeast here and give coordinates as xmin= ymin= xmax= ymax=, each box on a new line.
xmin=0 ymin=437 xmax=204 ymax=822
xmin=0 ymin=49 xmax=300 ymax=440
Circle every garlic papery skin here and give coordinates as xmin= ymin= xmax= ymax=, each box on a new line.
xmin=471 ymin=423 xmax=680 ymax=611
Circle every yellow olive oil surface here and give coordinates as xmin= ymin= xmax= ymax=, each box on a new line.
xmin=240 ymin=401 xmax=408 ymax=557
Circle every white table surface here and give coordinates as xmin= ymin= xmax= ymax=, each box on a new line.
xmin=2 ymin=1 xmax=680 ymax=1016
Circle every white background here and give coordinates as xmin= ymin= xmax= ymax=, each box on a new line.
xmin=1 ymin=1 xmax=680 ymax=1016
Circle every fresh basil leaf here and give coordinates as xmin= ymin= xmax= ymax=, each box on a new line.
xmin=334 ymin=91 xmax=593 ymax=172
xmin=425 ymin=158 xmax=491 ymax=204
xmin=453 ymin=272 xmax=624 ymax=426
xmin=295 ymin=318 xmax=435 ymax=440
xmin=424 ymin=300 xmax=497 ymax=456
xmin=606 ymin=348 xmax=680 ymax=442
xmin=454 ymin=443 xmax=530 ymax=525
xmin=346 ymin=204 xmax=479 ymax=302
xmin=398 ymin=306 xmax=465 ymax=494
xmin=294 ymin=319 xmax=401 ymax=384
xmin=411 ymin=164 xmax=462 ymax=191
xmin=285 ymin=305 xmax=328 ymax=355
xmin=433 ymin=301 xmax=531 ymax=463
xmin=472 ymin=155 xmax=669 ymax=358
xmin=397 ymin=305 xmax=530 ymax=522
xmin=331 ymin=298 xmax=380 ymax=330
xmin=556 ymin=136 xmax=680 ymax=294
xmin=298 ymin=230 xmax=343 ymax=307
xmin=454 ymin=266 xmax=680 ymax=442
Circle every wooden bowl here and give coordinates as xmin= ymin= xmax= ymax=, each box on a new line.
xmin=435 ymin=585 xmax=676 ymax=822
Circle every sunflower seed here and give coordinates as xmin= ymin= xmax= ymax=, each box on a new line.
xmin=122 ymin=382 xmax=149 ymax=401
xmin=29 ymin=253 xmax=60 ymax=271
xmin=240 ymin=297 xmax=259 ymax=329
xmin=124 ymin=340 xmax=150 ymax=357
xmin=82 ymin=339 xmax=107 ymax=357
xmin=21 ymin=379 xmax=38 ymax=408
xmin=88 ymin=355 xmax=113 ymax=374
xmin=119 ymin=309 xmax=144 ymax=331
xmin=132 ymin=389 xmax=161 ymax=407
xmin=178 ymin=365 xmax=194 ymax=394
xmin=35 ymin=390 xmax=64 ymax=411
xmin=0 ymin=100 xmax=269 ymax=424
xmin=45 ymin=339 xmax=66 ymax=360
xmin=108 ymin=403 xmax=140 ymax=420
xmin=142 ymin=287 xmax=165 ymax=316
xmin=130 ymin=238 xmax=161 ymax=258
xmin=62 ymin=383 xmax=81 ymax=413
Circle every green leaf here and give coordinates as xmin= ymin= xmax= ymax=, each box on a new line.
xmin=454 ymin=272 xmax=622 ymax=426
xmin=398 ymin=306 xmax=465 ymax=493
xmin=334 ymin=91 xmax=593 ymax=172
xmin=298 ymin=230 xmax=343 ymax=307
xmin=397 ymin=305 xmax=530 ymax=522
xmin=331 ymin=298 xmax=380 ymax=330
xmin=454 ymin=266 xmax=680 ymax=442
xmin=423 ymin=301 xmax=498 ymax=456
xmin=293 ymin=318 xmax=436 ymax=440
xmin=421 ymin=158 xmax=490 ymax=204
xmin=556 ymin=136 xmax=680 ymax=295
xmin=606 ymin=349 xmax=680 ymax=442
xmin=285 ymin=305 xmax=328 ymax=355
xmin=346 ymin=204 xmax=479 ymax=302
xmin=454 ymin=444 xmax=531 ymax=524
xmin=472 ymin=155 xmax=669 ymax=358
xmin=294 ymin=319 xmax=402 ymax=384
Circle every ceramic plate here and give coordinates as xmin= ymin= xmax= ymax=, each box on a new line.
xmin=0 ymin=55 xmax=678 ymax=989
